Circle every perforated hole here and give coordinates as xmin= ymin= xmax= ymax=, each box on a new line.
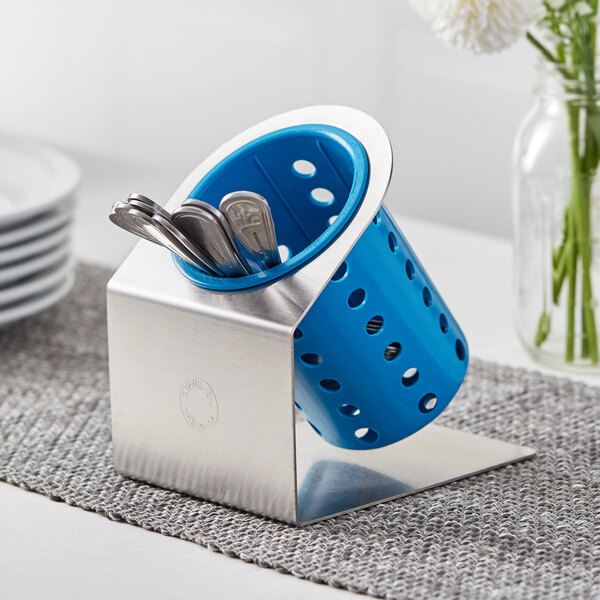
xmin=440 ymin=313 xmax=449 ymax=333
xmin=308 ymin=422 xmax=322 ymax=436
xmin=310 ymin=187 xmax=334 ymax=206
xmin=339 ymin=404 xmax=360 ymax=417
xmin=373 ymin=212 xmax=381 ymax=225
xmin=384 ymin=342 xmax=401 ymax=361
xmin=328 ymin=214 xmax=338 ymax=225
xmin=366 ymin=315 xmax=384 ymax=335
xmin=320 ymin=379 xmax=341 ymax=392
xmin=406 ymin=259 xmax=415 ymax=280
xmin=301 ymin=353 xmax=322 ymax=366
xmin=278 ymin=245 xmax=291 ymax=262
xmin=423 ymin=286 xmax=432 ymax=307
xmin=354 ymin=427 xmax=379 ymax=443
xmin=294 ymin=328 xmax=303 ymax=340
xmin=419 ymin=393 xmax=438 ymax=413
xmin=292 ymin=159 xmax=316 ymax=178
xmin=388 ymin=232 xmax=398 ymax=253
xmin=456 ymin=339 xmax=466 ymax=361
xmin=402 ymin=367 xmax=419 ymax=387
xmin=348 ymin=288 xmax=366 ymax=309
xmin=331 ymin=262 xmax=348 ymax=282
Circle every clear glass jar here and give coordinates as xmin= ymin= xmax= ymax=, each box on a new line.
xmin=513 ymin=60 xmax=600 ymax=372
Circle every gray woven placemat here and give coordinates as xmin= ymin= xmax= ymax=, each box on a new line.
xmin=1 ymin=264 xmax=599 ymax=599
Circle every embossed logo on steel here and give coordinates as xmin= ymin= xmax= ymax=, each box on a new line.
xmin=180 ymin=377 xmax=218 ymax=431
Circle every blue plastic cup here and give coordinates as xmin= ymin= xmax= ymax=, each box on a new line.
xmin=176 ymin=123 xmax=468 ymax=450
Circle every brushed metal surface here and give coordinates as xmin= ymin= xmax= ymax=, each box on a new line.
xmin=295 ymin=421 xmax=536 ymax=524
xmin=108 ymin=242 xmax=297 ymax=522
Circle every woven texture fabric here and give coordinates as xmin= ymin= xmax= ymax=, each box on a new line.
xmin=1 ymin=264 xmax=599 ymax=599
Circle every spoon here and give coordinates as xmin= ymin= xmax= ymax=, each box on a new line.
xmin=110 ymin=203 xmax=223 ymax=275
xmin=219 ymin=191 xmax=281 ymax=270
xmin=182 ymin=198 xmax=253 ymax=273
xmin=110 ymin=201 xmax=159 ymax=245
xmin=126 ymin=193 xmax=172 ymax=220
xmin=174 ymin=201 xmax=252 ymax=277
xmin=150 ymin=212 xmax=225 ymax=276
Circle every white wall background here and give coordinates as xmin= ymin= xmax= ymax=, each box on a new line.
xmin=0 ymin=0 xmax=537 ymax=239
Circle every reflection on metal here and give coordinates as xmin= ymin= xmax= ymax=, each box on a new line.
xmin=296 ymin=422 xmax=535 ymax=524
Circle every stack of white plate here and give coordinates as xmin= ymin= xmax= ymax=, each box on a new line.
xmin=0 ymin=137 xmax=79 ymax=327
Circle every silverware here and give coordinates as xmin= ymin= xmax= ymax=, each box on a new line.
xmin=111 ymin=192 xmax=287 ymax=279
xmin=151 ymin=213 xmax=225 ymax=276
xmin=219 ymin=191 xmax=281 ymax=270
xmin=126 ymin=193 xmax=172 ymax=220
xmin=109 ymin=201 xmax=158 ymax=245
xmin=182 ymin=198 xmax=254 ymax=274
xmin=174 ymin=200 xmax=252 ymax=277
xmin=109 ymin=202 xmax=223 ymax=276
xmin=126 ymin=207 xmax=205 ymax=266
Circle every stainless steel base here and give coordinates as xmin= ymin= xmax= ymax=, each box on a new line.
xmin=295 ymin=420 xmax=535 ymax=524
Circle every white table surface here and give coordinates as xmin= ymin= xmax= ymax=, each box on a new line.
xmin=3 ymin=162 xmax=599 ymax=599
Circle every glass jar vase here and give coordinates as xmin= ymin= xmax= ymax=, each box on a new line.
xmin=513 ymin=61 xmax=600 ymax=372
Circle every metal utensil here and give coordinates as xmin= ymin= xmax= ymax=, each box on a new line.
xmin=173 ymin=201 xmax=252 ymax=277
xmin=110 ymin=203 xmax=222 ymax=276
xmin=219 ymin=191 xmax=281 ymax=270
xmin=150 ymin=213 xmax=225 ymax=276
xmin=112 ymin=194 xmax=175 ymax=244
xmin=122 ymin=206 xmax=203 ymax=266
xmin=126 ymin=193 xmax=172 ymax=220
xmin=181 ymin=198 xmax=254 ymax=274
xmin=129 ymin=193 xmax=248 ymax=277
xmin=123 ymin=195 xmax=220 ymax=272
xmin=110 ymin=201 xmax=158 ymax=244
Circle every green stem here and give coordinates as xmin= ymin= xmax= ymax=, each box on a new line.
xmin=566 ymin=105 xmax=581 ymax=362
xmin=535 ymin=311 xmax=552 ymax=347
xmin=552 ymin=205 xmax=572 ymax=304
xmin=553 ymin=224 xmax=569 ymax=304
xmin=526 ymin=32 xmax=574 ymax=79
xmin=577 ymin=196 xmax=599 ymax=361
xmin=566 ymin=226 xmax=577 ymax=363
xmin=582 ymin=304 xmax=590 ymax=358
xmin=566 ymin=104 xmax=599 ymax=364
xmin=526 ymin=32 xmax=559 ymax=63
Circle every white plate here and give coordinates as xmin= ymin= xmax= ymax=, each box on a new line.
xmin=0 ymin=272 xmax=74 ymax=327
xmin=0 ymin=243 xmax=70 ymax=286
xmin=0 ymin=198 xmax=74 ymax=249
xmin=0 ymin=256 xmax=73 ymax=306
xmin=0 ymin=136 xmax=80 ymax=229
xmin=0 ymin=223 xmax=71 ymax=266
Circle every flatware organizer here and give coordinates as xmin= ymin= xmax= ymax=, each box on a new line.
xmin=107 ymin=106 xmax=535 ymax=524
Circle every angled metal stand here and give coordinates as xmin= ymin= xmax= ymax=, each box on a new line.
xmin=107 ymin=106 xmax=535 ymax=525
xmin=295 ymin=420 xmax=534 ymax=524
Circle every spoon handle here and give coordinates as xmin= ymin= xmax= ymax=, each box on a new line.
xmin=219 ymin=191 xmax=281 ymax=270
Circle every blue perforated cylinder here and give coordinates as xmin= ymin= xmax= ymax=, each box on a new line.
xmin=175 ymin=124 xmax=468 ymax=450
xmin=293 ymin=205 xmax=468 ymax=449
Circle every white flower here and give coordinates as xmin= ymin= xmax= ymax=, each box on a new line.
xmin=546 ymin=0 xmax=566 ymax=9
xmin=410 ymin=0 xmax=544 ymax=54
xmin=574 ymin=1 xmax=593 ymax=16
